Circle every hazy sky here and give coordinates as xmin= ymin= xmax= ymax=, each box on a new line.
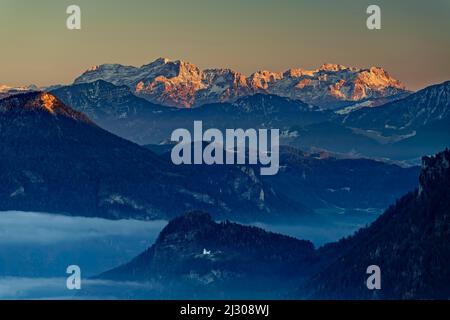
xmin=1 ymin=0 xmax=449 ymax=90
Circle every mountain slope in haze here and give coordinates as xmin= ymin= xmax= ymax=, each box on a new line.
xmin=0 ymin=92 xmax=304 ymax=221
xmin=267 ymin=147 xmax=420 ymax=210
xmin=0 ymin=84 xmax=38 ymax=99
xmin=74 ymin=58 xmax=408 ymax=109
xmin=152 ymin=144 xmax=420 ymax=212
xmin=51 ymin=80 xmax=172 ymax=144
xmin=52 ymin=80 xmax=332 ymax=145
xmin=299 ymin=149 xmax=450 ymax=299
xmin=56 ymin=78 xmax=448 ymax=163
xmin=0 ymin=92 xmax=419 ymax=222
xmin=0 ymin=91 xmax=175 ymax=219
xmin=342 ymin=81 xmax=450 ymax=134
xmin=288 ymin=81 xmax=450 ymax=161
xmin=287 ymin=121 xmax=422 ymax=162
xmin=51 ymin=80 xmax=166 ymax=121
xmin=98 ymin=150 xmax=450 ymax=299
xmin=53 ymin=78 xmax=449 ymax=162
xmin=98 ymin=211 xmax=316 ymax=299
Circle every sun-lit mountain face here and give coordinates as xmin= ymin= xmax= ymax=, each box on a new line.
xmin=74 ymin=58 xmax=409 ymax=109
xmin=0 ymin=84 xmax=37 ymax=92
xmin=39 ymin=93 xmax=58 ymax=113
xmin=0 ymin=92 xmax=94 ymax=124
xmin=0 ymin=84 xmax=38 ymax=99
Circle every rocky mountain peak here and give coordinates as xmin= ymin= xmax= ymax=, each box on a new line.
xmin=419 ymin=149 xmax=450 ymax=195
xmin=249 ymin=70 xmax=283 ymax=90
xmin=0 ymin=91 xmax=94 ymax=123
xmin=283 ymin=68 xmax=315 ymax=78
xmin=355 ymin=67 xmax=405 ymax=89
xmin=318 ymin=63 xmax=349 ymax=72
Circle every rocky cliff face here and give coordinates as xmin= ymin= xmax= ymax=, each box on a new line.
xmin=419 ymin=149 xmax=450 ymax=195
xmin=74 ymin=58 xmax=408 ymax=109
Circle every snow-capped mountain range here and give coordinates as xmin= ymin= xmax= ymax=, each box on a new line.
xmin=0 ymin=84 xmax=38 ymax=99
xmin=73 ymin=58 xmax=409 ymax=109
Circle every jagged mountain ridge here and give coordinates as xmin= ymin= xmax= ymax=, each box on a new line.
xmin=74 ymin=58 xmax=408 ymax=109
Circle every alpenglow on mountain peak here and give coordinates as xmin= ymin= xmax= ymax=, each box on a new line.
xmin=0 ymin=91 xmax=94 ymax=124
xmin=74 ymin=58 xmax=408 ymax=109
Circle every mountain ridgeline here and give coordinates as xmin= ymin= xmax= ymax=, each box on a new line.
xmin=284 ymin=81 xmax=450 ymax=161
xmin=73 ymin=58 xmax=408 ymax=109
xmin=50 ymin=77 xmax=450 ymax=162
xmin=299 ymin=149 xmax=450 ymax=299
xmin=99 ymin=211 xmax=316 ymax=299
xmin=0 ymin=92 xmax=300 ymax=221
xmin=342 ymin=81 xmax=450 ymax=134
xmin=100 ymin=150 xmax=450 ymax=299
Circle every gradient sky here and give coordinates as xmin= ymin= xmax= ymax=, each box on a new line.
xmin=1 ymin=0 xmax=449 ymax=90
